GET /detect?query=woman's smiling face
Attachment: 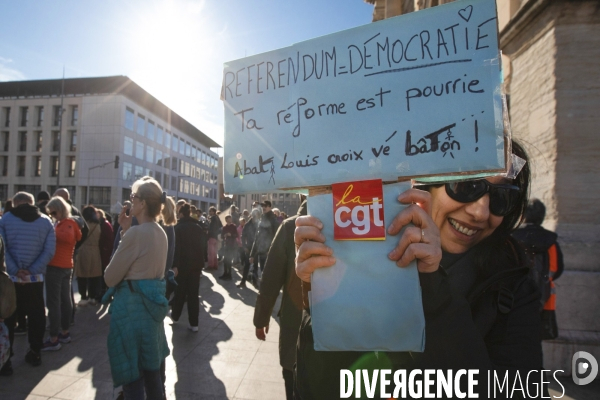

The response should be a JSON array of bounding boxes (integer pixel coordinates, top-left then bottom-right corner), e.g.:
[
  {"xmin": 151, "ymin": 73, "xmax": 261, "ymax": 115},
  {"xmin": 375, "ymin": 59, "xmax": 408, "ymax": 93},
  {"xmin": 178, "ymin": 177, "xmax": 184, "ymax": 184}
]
[{"xmin": 430, "ymin": 176, "xmax": 508, "ymax": 254}]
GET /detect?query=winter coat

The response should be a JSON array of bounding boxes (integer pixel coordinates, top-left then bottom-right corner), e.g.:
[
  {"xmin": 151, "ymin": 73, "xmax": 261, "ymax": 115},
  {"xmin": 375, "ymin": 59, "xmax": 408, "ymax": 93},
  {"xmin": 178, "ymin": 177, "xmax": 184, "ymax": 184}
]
[
  {"xmin": 242, "ymin": 220, "xmax": 257, "ymax": 252},
  {"xmin": 99, "ymin": 219, "xmax": 114, "ymax": 269},
  {"xmin": 0, "ymin": 204, "xmax": 56, "ymax": 277},
  {"xmin": 102, "ymin": 279, "xmax": 170, "ymax": 387},
  {"xmin": 250, "ymin": 210, "xmax": 279, "ymax": 257},
  {"xmin": 295, "ymin": 238, "xmax": 543, "ymax": 399},
  {"xmin": 162, "ymin": 223, "xmax": 176, "ymax": 275},
  {"xmin": 173, "ymin": 216, "xmax": 206, "ymax": 274},
  {"xmin": 208, "ymin": 214, "xmax": 223, "ymax": 240},
  {"xmin": 75, "ymin": 221, "xmax": 102, "ymax": 278},
  {"xmin": 254, "ymin": 201, "xmax": 306, "ymax": 371},
  {"xmin": 221, "ymin": 223, "xmax": 238, "ymax": 249},
  {"xmin": 49, "ymin": 218, "xmax": 82, "ymax": 268}
]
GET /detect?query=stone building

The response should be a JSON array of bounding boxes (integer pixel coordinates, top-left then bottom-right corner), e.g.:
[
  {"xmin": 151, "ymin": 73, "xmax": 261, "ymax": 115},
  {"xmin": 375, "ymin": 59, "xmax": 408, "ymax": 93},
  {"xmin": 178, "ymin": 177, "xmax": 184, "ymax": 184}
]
[
  {"xmin": 365, "ymin": 0, "xmax": 600, "ymax": 374},
  {"xmin": 0, "ymin": 76, "xmax": 220, "ymax": 212}
]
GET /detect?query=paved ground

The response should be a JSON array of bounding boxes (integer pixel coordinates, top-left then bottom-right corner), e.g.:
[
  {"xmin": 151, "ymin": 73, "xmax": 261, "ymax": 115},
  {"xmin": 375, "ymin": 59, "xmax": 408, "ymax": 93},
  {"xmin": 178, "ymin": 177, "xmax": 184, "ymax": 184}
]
[{"xmin": 0, "ymin": 263, "xmax": 599, "ymax": 399}]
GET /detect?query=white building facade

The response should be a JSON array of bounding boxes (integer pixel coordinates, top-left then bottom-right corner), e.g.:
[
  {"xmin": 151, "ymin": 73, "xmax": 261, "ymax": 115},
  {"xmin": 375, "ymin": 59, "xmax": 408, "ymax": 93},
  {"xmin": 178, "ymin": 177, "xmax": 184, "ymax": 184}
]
[{"xmin": 0, "ymin": 76, "xmax": 220, "ymax": 212}]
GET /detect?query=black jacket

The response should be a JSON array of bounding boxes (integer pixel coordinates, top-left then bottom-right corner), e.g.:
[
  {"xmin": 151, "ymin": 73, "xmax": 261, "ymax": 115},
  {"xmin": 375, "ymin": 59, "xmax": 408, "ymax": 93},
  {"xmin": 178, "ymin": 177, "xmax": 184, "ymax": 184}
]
[
  {"xmin": 207, "ymin": 214, "xmax": 222, "ymax": 240},
  {"xmin": 250, "ymin": 210, "xmax": 279, "ymax": 257},
  {"xmin": 295, "ymin": 239, "xmax": 543, "ymax": 399},
  {"xmin": 241, "ymin": 219, "xmax": 257, "ymax": 252},
  {"xmin": 173, "ymin": 216, "xmax": 207, "ymax": 274},
  {"xmin": 254, "ymin": 201, "xmax": 306, "ymax": 371},
  {"xmin": 512, "ymin": 224, "xmax": 564, "ymax": 281}
]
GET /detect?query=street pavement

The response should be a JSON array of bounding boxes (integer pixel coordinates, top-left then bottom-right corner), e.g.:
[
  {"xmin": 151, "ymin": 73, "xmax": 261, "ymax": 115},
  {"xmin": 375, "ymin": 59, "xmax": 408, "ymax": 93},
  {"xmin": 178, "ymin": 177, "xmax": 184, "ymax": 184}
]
[
  {"xmin": 0, "ymin": 265, "xmax": 286, "ymax": 400},
  {"xmin": 1, "ymin": 263, "xmax": 599, "ymax": 399}
]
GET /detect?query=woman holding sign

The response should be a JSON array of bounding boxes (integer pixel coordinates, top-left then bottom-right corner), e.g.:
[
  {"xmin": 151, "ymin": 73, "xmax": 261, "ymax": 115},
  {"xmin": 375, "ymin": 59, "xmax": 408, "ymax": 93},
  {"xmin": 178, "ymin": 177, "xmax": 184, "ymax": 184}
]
[{"xmin": 294, "ymin": 141, "xmax": 543, "ymax": 398}]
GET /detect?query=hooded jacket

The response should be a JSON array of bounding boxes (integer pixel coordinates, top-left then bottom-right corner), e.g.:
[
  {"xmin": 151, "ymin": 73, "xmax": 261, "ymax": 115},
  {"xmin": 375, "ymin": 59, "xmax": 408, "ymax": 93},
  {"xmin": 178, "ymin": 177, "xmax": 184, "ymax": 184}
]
[{"xmin": 0, "ymin": 204, "xmax": 56, "ymax": 277}]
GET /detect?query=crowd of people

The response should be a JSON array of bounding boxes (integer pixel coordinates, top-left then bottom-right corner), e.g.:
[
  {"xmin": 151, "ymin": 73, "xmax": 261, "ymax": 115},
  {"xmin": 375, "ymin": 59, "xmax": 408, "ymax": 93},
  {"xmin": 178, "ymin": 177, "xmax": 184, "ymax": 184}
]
[{"xmin": 0, "ymin": 139, "xmax": 566, "ymax": 399}]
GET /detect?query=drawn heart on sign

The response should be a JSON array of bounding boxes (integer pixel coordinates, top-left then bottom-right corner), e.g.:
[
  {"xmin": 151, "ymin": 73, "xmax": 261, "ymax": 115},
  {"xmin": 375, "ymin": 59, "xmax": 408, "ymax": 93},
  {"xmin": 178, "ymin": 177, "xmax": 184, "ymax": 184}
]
[{"xmin": 458, "ymin": 5, "xmax": 473, "ymax": 22}]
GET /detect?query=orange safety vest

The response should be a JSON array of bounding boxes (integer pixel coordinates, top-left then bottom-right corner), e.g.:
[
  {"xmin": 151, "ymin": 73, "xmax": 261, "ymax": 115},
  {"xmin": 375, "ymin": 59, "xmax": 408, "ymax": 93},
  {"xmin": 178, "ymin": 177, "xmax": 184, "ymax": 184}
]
[{"xmin": 543, "ymin": 244, "xmax": 558, "ymax": 311}]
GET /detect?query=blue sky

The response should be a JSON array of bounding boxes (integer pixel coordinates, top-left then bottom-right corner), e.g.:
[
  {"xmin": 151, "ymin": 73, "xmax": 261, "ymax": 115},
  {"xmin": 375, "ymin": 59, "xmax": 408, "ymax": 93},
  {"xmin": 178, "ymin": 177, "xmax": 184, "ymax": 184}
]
[{"xmin": 0, "ymin": 0, "xmax": 374, "ymax": 149}]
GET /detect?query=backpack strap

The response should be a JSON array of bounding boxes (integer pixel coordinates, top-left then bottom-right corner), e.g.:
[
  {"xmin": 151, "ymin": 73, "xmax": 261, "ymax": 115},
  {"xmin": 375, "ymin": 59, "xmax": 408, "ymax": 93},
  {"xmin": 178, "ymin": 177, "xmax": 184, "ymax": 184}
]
[{"xmin": 467, "ymin": 267, "xmax": 529, "ymax": 310}]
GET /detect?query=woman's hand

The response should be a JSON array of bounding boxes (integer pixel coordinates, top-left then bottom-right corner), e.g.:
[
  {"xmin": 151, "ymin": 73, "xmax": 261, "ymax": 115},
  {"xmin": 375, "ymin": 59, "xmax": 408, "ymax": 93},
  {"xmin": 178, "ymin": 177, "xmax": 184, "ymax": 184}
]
[
  {"xmin": 118, "ymin": 206, "xmax": 132, "ymax": 233},
  {"xmin": 387, "ymin": 188, "xmax": 441, "ymax": 273},
  {"xmin": 294, "ymin": 216, "xmax": 336, "ymax": 283}
]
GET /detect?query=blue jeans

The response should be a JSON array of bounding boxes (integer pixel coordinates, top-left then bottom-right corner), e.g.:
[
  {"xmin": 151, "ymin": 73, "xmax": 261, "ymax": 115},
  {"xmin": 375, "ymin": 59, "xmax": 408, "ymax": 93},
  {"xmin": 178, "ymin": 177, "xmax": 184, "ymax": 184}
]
[
  {"xmin": 122, "ymin": 366, "xmax": 164, "ymax": 400},
  {"xmin": 45, "ymin": 266, "xmax": 73, "ymax": 337}
]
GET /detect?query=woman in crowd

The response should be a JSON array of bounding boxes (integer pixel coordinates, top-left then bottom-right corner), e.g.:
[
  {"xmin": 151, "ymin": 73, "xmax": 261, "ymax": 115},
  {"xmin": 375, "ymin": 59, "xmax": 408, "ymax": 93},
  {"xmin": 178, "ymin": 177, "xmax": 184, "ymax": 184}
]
[
  {"xmin": 41, "ymin": 197, "xmax": 82, "ymax": 351},
  {"xmin": 237, "ymin": 208, "xmax": 261, "ymax": 289},
  {"xmin": 294, "ymin": 142, "xmax": 542, "ymax": 398},
  {"xmin": 75, "ymin": 206, "xmax": 103, "ymax": 306},
  {"xmin": 103, "ymin": 177, "xmax": 172, "ymax": 400},
  {"xmin": 159, "ymin": 195, "xmax": 177, "ymax": 301}
]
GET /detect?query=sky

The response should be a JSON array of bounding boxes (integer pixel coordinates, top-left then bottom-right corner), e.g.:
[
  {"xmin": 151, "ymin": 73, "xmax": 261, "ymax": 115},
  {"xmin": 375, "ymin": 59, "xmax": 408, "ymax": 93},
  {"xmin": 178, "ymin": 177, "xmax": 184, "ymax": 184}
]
[{"xmin": 0, "ymin": 0, "xmax": 374, "ymax": 150}]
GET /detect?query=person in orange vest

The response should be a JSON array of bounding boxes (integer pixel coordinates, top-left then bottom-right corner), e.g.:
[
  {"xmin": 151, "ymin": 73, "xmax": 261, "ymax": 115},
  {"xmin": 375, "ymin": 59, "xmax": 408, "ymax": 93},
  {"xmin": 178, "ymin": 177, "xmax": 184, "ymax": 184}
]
[{"xmin": 512, "ymin": 198, "xmax": 564, "ymax": 339}]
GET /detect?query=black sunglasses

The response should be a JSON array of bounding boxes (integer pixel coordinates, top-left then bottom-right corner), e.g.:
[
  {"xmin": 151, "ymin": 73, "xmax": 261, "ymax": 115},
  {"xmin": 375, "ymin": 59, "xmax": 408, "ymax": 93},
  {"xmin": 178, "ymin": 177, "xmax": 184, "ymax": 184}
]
[{"xmin": 445, "ymin": 179, "xmax": 521, "ymax": 216}]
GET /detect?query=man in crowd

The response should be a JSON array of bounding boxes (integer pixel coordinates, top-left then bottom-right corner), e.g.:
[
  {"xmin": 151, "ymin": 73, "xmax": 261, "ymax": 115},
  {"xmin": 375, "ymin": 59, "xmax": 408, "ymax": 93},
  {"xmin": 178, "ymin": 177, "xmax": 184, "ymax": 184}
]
[
  {"xmin": 171, "ymin": 203, "xmax": 207, "ymax": 332},
  {"xmin": 253, "ymin": 199, "xmax": 306, "ymax": 399},
  {"xmin": 230, "ymin": 205, "xmax": 240, "ymax": 226},
  {"xmin": 36, "ymin": 191, "xmax": 51, "ymax": 216},
  {"xmin": 219, "ymin": 215, "xmax": 238, "ymax": 281},
  {"xmin": 250, "ymin": 200, "xmax": 279, "ymax": 283},
  {"xmin": 206, "ymin": 207, "xmax": 222, "ymax": 270},
  {"xmin": 0, "ymin": 192, "xmax": 56, "ymax": 367}
]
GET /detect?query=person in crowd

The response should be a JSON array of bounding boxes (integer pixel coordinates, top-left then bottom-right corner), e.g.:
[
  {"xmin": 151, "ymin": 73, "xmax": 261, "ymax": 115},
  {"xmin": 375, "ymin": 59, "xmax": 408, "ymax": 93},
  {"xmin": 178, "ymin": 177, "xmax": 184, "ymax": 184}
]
[
  {"xmin": 238, "ymin": 208, "xmax": 261, "ymax": 289},
  {"xmin": 0, "ymin": 236, "xmax": 15, "ymax": 376},
  {"xmin": 0, "ymin": 192, "xmax": 55, "ymax": 367},
  {"xmin": 242, "ymin": 209, "xmax": 250, "ymax": 222},
  {"xmin": 294, "ymin": 142, "xmax": 542, "ymax": 398},
  {"xmin": 96, "ymin": 209, "xmax": 114, "ymax": 299},
  {"xmin": 176, "ymin": 199, "xmax": 186, "ymax": 215},
  {"xmin": 273, "ymin": 208, "xmax": 284, "ymax": 224},
  {"xmin": 512, "ymin": 198, "xmax": 564, "ymax": 340},
  {"xmin": 75, "ymin": 206, "xmax": 103, "ymax": 306},
  {"xmin": 230, "ymin": 205, "xmax": 240, "ymax": 226},
  {"xmin": 254, "ymin": 199, "xmax": 306, "ymax": 399},
  {"xmin": 190, "ymin": 205, "xmax": 199, "ymax": 221},
  {"xmin": 170, "ymin": 203, "xmax": 206, "ymax": 331},
  {"xmin": 159, "ymin": 196, "xmax": 177, "ymax": 301},
  {"xmin": 250, "ymin": 201, "xmax": 279, "ymax": 283},
  {"xmin": 219, "ymin": 215, "xmax": 238, "ymax": 280},
  {"xmin": 3, "ymin": 200, "xmax": 13, "ymax": 215},
  {"xmin": 41, "ymin": 196, "xmax": 82, "ymax": 351},
  {"xmin": 36, "ymin": 191, "xmax": 51, "ymax": 216},
  {"xmin": 207, "ymin": 207, "xmax": 223, "ymax": 270},
  {"xmin": 281, "ymin": 212, "xmax": 288, "ymax": 220},
  {"xmin": 103, "ymin": 177, "xmax": 171, "ymax": 399}
]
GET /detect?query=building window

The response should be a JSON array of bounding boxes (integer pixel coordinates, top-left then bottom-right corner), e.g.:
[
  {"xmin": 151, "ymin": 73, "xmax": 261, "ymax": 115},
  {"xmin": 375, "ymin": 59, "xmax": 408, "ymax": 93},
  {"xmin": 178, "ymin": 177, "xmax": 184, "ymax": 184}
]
[
  {"xmin": 67, "ymin": 156, "xmax": 76, "ymax": 177},
  {"xmin": 124, "ymin": 136, "xmax": 133, "ymax": 156},
  {"xmin": 163, "ymin": 157, "xmax": 170, "ymax": 170},
  {"xmin": 179, "ymin": 138, "xmax": 185, "ymax": 155},
  {"xmin": 50, "ymin": 156, "xmax": 59, "ymax": 177},
  {"xmin": 0, "ymin": 156, "xmax": 7, "ymax": 176},
  {"xmin": 2, "ymin": 107, "xmax": 10, "ymax": 128},
  {"xmin": 135, "ymin": 142, "xmax": 144, "ymax": 160},
  {"xmin": 53, "ymin": 106, "xmax": 62, "ymax": 126},
  {"xmin": 123, "ymin": 162, "xmax": 132, "ymax": 181},
  {"xmin": 35, "ymin": 131, "xmax": 43, "ymax": 152},
  {"xmin": 136, "ymin": 114, "xmax": 145, "ymax": 136},
  {"xmin": 1, "ymin": 131, "xmax": 8, "ymax": 152},
  {"xmin": 52, "ymin": 131, "xmax": 60, "ymax": 151},
  {"xmin": 163, "ymin": 173, "xmax": 169, "ymax": 189},
  {"xmin": 171, "ymin": 176, "xmax": 177, "ymax": 191},
  {"xmin": 155, "ymin": 171, "xmax": 162, "ymax": 184},
  {"xmin": 68, "ymin": 131, "xmax": 77, "ymax": 151},
  {"xmin": 156, "ymin": 126, "xmax": 163, "ymax": 145},
  {"xmin": 146, "ymin": 146, "xmax": 154, "ymax": 163},
  {"xmin": 155, "ymin": 150, "xmax": 163, "ymax": 166},
  {"xmin": 184, "ymin": 162, "xmax": 190, "ymax": 176},
  {"xmin": 165, "ymin": 131, "xmax": 171, "ymax": 149},
  {"xmin": 17, "ymin": 156, "xmax": 26, "ymax": 176},
  {"xmin": 18, "ymin": 131, "xmax": 27, "ymax": 152},
  {"xmin": 88, "ymin": 187, "xmax": 111, "ymax": 205},
  {"xmin": 125, "ymin": 107, "xmax": 134, "ymax": 131},
  {"xmin": 71, "ymin": 106, "xmax": 78, "ymax": 126},
  {"xmin": 185, "ymin": 142, "xmax": 191, "ymax": 158},
  {"xmin": 33, "ymin": 156, "xmax": 42, "ymax": 177},
  {"xmin": 201, "ymin": 151, "xmax": 206, "ymax": 165},
  {"xmin": 36, "ymin": 106, "xmax": 44, "ymax": 127},
  {"xmin": 19, "ymin": 107, "xmax": 28, "ymax": 127},
  {"xmin": 134, "ymin": 165, "xmax": 144, "ymax": 180},
  {"xmin": 147, "ymin": 121, "xmax": 155, "ymax": 141},
  {"xmin": 171, "ymin": 156, "xmax": 178, "ymax": 171},
  {"xmin": 172, "ymin": 134, "xmax": 179, "ymax": 152},
  {"xmin": 145, "ymin": 168, "xmax": 151, "ymax": 177}
]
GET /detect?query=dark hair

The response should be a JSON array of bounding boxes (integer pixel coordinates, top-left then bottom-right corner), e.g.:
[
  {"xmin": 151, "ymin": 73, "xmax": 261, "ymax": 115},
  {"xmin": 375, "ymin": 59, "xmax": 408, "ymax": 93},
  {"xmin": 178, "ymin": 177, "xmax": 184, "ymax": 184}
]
[
  {"xmin": 180, "ymin": 203, "xmax": 191, "ymax": 218},
  {"xmin": 524, "ymin": 198, "xmax": 545, "ymax": 225},
  {"xmin": 209, "ymin": 206, "xmax": 216, "ymax": 213},
  {"xmin": 82, "ymin": 205, "xmax": 99, "ymax": 223}
]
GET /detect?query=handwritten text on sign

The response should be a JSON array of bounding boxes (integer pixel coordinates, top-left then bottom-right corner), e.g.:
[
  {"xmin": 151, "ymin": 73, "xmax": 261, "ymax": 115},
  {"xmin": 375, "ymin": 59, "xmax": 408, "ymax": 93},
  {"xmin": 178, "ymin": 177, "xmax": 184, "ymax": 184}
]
[{"xmin": 222, "ymin": 0, "xmax": 504, "ymax": 194}]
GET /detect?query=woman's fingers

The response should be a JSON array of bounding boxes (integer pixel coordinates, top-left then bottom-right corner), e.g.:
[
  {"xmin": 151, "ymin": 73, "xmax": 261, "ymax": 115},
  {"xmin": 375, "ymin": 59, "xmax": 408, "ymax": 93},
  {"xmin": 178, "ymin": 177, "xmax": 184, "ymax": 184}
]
[
  {"xmin": 387, "ymin": 203, "xmax": 432, "ymax": 236},
  {"xmin": 395, "ymin": 243, "xmax": 442, "ymax": 273},
  {"xmin": 295, "ymin": 241, "xmax": 336, "ymax": 283},
  {"xmin": 295, "ymin": 215, "xmax": 326, "ymax": 245}
]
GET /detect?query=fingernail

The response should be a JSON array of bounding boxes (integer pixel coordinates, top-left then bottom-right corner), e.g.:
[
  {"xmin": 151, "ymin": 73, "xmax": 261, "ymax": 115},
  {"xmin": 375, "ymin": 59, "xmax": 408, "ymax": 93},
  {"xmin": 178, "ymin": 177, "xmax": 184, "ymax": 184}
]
[
  {"xmin": 388, "ymin": 250, "xmax": 397, "ymax": 259},
  {"xmin": 387, "ymin": 225, "xmax": 394, "ymax": 234},
  {"xmin": 328, "ymin": 257, "xmax": 336, "ymax": 263}
]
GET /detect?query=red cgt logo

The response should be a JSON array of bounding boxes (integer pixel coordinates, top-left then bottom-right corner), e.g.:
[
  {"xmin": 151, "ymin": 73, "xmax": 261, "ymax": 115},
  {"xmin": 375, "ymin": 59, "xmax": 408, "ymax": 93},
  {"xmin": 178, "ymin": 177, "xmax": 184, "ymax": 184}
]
[{"xmin": 332, "ymin": 179, "xmax": 385, "ymax": 241}]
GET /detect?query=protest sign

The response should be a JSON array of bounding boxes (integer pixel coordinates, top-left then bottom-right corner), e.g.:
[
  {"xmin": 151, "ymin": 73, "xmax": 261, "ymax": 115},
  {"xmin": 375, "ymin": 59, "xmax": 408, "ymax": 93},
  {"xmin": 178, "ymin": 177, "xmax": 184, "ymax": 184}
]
[{"xmin": 222, "ymin": 0, "xmax": 504, "ymax": 194}]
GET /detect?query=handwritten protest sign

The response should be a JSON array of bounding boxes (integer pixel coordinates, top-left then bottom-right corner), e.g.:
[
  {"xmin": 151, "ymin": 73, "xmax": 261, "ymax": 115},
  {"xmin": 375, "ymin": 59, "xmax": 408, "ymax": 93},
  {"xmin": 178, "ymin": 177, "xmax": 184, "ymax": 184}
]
[{"xmin": 222, "ymin": 0, "xmax": 503, "ymax": 194}]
